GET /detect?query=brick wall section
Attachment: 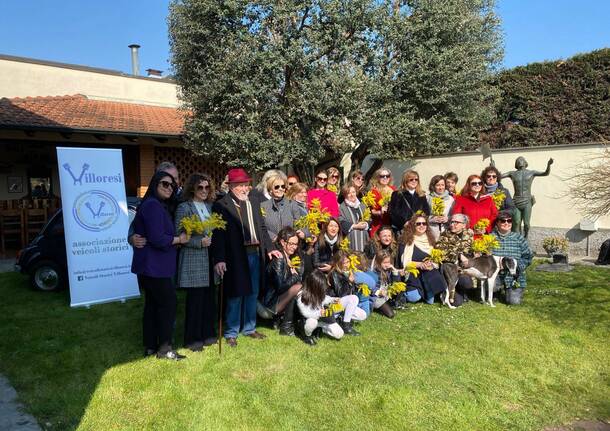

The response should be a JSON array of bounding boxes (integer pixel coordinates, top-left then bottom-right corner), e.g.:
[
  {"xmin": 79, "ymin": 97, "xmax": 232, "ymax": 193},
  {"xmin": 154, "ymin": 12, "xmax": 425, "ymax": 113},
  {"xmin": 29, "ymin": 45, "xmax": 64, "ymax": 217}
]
[
  {"xmin": 138, "ymin": 144, "xmax": 155, "ymax": 197},
  {"xmin": 154, "ymin": 147, "xmax": 226, "ymax": 190}
]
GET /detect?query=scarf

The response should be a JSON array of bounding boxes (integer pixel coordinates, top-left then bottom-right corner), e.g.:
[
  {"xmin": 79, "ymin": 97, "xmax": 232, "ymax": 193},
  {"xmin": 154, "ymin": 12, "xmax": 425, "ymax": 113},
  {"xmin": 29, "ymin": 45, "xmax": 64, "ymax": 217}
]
[
  {"xmin": 230, "ymin": 192, "xmax": 259, "ymax": 245},
  {"xmin": 401, "ymin": 234, "xmax": 434, "ymax": 266},
  {"xmin": 345, "ymin": 198, "xmax": 361, "ymax": 209},
  {"xmin": 324, "ymin": 234, "xmax": 338, "ymax": 245},
  {"xmin": 431, "ymin": 190, "xmax": 450, "ymax": 199},
  {"xmin": 485, "ymin": 183, "xmax": 499, "ymax": 194}
]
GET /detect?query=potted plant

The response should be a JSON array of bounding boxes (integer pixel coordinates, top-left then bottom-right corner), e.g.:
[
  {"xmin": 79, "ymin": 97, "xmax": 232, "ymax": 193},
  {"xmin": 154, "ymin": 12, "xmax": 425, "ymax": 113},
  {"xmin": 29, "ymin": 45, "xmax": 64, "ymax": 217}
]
[{"xmin": 542, "ymin": 236, "xmax": 569, "ymax": 264}]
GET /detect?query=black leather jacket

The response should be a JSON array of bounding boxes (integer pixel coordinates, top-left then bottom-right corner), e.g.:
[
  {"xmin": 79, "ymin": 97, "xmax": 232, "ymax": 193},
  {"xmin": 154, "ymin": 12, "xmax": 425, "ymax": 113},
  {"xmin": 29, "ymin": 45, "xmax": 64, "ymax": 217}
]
[{"xmin": 329, "ymin": 271, "xmax": 356, "ymax": 297}]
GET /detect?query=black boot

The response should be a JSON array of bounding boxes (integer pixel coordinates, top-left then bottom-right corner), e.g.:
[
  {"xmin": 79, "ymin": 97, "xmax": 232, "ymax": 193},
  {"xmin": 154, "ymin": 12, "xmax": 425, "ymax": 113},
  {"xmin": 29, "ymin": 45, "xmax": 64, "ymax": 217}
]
[
  {"xmin": 302, "ymin": 335, "xmax": 317, "ymax": 346},
  {"xmin": 341, "ymin": 321, "xmax": 361, "ymax": 336},
  {"xmin": 377, "ymin": 302, "xmax": 395, "ymax": 319},
  {"xmin": 279, "ymin": 298, "xmax": 296, "ymax": 336}
]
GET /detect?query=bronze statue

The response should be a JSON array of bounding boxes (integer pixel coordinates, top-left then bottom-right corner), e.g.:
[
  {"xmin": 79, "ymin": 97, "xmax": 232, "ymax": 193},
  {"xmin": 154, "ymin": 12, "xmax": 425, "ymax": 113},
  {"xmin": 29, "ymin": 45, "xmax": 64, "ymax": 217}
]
[{"xmin": 501, "ymin": 156, "xmax": 553, "ymax": 238}]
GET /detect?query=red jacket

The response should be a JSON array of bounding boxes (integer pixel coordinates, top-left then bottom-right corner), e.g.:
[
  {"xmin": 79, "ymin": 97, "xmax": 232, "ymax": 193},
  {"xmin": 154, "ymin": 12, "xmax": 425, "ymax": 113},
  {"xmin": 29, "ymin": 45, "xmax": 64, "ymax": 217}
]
[{"xmin": 452, "ymin": 194, "xmax": 497, "ymax": 233}]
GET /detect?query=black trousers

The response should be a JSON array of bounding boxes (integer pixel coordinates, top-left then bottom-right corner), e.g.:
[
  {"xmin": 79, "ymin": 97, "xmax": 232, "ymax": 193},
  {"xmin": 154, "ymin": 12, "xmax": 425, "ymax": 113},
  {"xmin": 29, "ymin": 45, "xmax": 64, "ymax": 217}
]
[
  {"xmin": 138, "ymin": 275, "xmax": 176, "ymax": 354},
  {"xmin": 184, "ymin": 286, "xmax": 216, "ymax": 346}
]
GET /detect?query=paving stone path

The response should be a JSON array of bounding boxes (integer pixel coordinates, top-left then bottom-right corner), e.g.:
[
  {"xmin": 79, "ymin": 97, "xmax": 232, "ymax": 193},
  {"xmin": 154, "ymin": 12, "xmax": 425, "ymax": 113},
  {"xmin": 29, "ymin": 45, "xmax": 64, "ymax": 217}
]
[{"xmin": 0, "ymin": 375, "xmax": 41, "ymax": 431}]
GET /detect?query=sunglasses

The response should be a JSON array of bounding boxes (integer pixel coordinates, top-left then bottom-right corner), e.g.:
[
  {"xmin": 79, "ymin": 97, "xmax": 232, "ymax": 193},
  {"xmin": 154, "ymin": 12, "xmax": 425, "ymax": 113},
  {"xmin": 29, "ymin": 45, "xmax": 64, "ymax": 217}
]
[
  {"xmin": 450, "ymin": 220, "xmax": 463, "ymax": 225},
  {"xmin": 353, "ymin": 176, "xmax": 364, "ymax": 181},
  {"xmin": 316, "ymin": 177, "xmax": 328, "ymax": 182},
  {"xmin": 379, "ymin": 174, "xmax": 391, "ymax": 179},
  {"xmin": 470, "ymin": 181, "xmax": 483, "ymax": 186},
  {"xmin": 408, "ymin": 178, "xmax": 419, "ymax": 182},
  {"xmin": 287, "ymin": 182, "xmax": 297, "ymax": 186},
  {"xmin": 498, "ymin": 218, "xmax": 513, "ymax": 223},
  {"xmin": 415, "ymin": 222, "xmax": 427, "ymax": 226},
  {"xmin": 160, "ymin": 180, "xmax": 176, "ymax": 190},
  {"xmin": 197, "ymin": 184, "xmax": 210, "ymax": 191},
  {"xmin": 273, "ymin": 184, "xmax": 286, "ymax": 190},
  {"xmin": 330, "ymin": 174, "xmax": 339, "ymax": 179},
  {"xmin": 486, "ymin": 174, "xmax": 497, "ymax": 179}
]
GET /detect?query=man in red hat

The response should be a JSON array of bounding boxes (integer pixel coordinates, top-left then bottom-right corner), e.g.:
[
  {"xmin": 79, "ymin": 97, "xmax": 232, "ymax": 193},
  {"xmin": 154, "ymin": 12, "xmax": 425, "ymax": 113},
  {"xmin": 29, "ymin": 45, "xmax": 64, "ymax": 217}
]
[{"xmin": 211, "ymin": 168, "xmax": 281, "ymax": 347}]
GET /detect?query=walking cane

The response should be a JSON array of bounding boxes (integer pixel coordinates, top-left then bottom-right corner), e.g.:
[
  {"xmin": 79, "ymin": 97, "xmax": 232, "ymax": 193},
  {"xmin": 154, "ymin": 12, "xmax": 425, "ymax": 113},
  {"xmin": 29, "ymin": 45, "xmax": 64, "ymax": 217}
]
[{"xmin": 218, "ymin": 274, "xmax": 224, "ymax": 355}]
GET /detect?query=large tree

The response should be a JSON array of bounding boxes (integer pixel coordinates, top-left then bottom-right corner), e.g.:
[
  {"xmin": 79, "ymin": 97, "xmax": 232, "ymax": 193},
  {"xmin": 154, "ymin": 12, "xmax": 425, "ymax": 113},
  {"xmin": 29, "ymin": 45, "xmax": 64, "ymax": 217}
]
[{"xmin": 169, "ymin": 0, "xmax": 503, "ymax": 177}]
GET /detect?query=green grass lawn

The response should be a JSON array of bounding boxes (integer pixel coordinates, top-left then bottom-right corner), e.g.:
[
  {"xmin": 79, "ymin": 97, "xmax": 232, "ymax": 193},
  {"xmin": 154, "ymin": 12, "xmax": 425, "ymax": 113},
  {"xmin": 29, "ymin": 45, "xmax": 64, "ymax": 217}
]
[{"xmin": 0, "ymin": 263, "xmax": 608, "ymax": 431}]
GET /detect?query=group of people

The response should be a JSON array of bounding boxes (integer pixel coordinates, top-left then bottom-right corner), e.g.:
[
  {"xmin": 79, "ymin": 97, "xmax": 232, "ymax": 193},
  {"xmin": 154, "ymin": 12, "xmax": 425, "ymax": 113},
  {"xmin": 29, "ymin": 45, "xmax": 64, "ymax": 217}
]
[{"xmin": 130, "ymin": 162, "xmax": 533, "ymax": 360}]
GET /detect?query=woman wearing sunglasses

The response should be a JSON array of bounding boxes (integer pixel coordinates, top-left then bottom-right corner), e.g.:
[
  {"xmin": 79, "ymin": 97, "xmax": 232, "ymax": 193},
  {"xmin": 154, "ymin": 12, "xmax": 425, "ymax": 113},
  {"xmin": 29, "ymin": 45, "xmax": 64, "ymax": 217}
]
[
  {"xmin": 398, "ymin": 213, "xmax": 447, "ymax": 304},
  {"xmin": 452, "ymin": 174, "xmax": 497, "ymax": 235},
  {"xmin": 261, "ymin": 174, "xmax": 303, "ymax": 242},
  {"xmin": 306, "ymin": 168, "xmax": 339, "ymax": 217},
  {"xmin": 174, "ymin": 173, "xmax": 217, "ymax": 352},
  {"xmin": 369, "ymin": 168, "xmax": 396, "ymax": 238},
  {"xmin": 388, "ymin": 169, "xmax": 430, "ymax": 233},
  {"xmin": 132, "ymin": 171, "xmax": 189, "ymax": 360},
  {"xmin": 481, "ymin": 166, "xmax": 515, "ymax": 214},
  {"xmin": 491, "ymin": 210, "xmax": 533, "ymax": 302}
]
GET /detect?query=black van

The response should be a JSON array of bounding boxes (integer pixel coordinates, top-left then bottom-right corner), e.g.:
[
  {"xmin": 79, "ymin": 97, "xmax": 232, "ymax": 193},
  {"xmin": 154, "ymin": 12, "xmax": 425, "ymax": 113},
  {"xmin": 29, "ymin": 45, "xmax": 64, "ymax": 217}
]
[{"xmin": 15, "ymin": 199, "xmax": 139, "ymax": 291}]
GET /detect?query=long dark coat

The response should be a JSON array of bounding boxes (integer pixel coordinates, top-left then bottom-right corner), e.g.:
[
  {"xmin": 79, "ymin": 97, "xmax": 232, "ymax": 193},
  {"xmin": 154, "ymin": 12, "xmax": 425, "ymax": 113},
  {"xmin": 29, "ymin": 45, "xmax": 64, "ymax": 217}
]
[
  {"xmin": 389, "ymin": 190, "xmax": 430, "ymax": 232},
  {"xmin": 211, "ymin": 193, "xmax": 273, "ymax": 298}
]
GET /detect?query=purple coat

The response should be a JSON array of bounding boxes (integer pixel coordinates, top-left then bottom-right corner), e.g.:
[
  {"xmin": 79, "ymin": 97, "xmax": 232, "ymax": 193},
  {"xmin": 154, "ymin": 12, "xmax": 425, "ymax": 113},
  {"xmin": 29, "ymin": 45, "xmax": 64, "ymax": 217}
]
[{"xmin": 131, "ymin": 197, "xmax": 176, "ymax": 278}]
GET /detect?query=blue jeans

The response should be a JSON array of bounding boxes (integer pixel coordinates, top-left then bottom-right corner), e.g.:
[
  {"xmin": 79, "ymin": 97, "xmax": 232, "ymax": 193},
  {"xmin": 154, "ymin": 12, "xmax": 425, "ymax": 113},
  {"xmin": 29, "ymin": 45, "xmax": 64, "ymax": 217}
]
[
  {"xmin": 224, "ymin": 250, "xmax": 260, "ymax": 338},
  {"xmin": 405, "ymin": 289, "xmax": 422, "ymax": 303},
  {"xmin": 354, "ymin": 271, "xmax": 375, "ymax": 316}
]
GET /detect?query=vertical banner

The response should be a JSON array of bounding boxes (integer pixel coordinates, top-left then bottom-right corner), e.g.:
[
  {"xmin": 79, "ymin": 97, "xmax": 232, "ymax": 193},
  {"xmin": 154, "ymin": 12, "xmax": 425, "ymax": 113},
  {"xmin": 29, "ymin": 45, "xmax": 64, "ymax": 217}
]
[{"xmin": 57, "ymin": 147, "xmax": 139, "ymax": 307}]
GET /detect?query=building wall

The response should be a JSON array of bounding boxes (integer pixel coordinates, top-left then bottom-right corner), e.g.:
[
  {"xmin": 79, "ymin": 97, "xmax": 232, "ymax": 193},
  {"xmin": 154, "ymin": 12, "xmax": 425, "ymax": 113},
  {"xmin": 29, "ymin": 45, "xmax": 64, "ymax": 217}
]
[
  {"xmin": 364, "ymin": 143, "xmax": 609, "ymax": 256},
  {"xmin": 0, "ymin": 56, "xmax": 179, "ymax": 107}
]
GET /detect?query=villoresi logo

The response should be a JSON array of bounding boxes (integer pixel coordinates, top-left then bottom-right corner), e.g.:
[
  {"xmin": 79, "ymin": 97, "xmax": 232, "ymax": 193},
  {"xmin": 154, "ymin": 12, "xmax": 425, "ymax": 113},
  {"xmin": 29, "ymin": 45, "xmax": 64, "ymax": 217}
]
[
  {"xmin": 63, "ymin": 163, "xmax": 121, "ymax": 232},
  {"xmin": 62, "ymin": 163, "xmax": 123, "ymax": 185},
  {"xmin": 72, "ymin": 190, "xmax": 120, "ymax": 232}
]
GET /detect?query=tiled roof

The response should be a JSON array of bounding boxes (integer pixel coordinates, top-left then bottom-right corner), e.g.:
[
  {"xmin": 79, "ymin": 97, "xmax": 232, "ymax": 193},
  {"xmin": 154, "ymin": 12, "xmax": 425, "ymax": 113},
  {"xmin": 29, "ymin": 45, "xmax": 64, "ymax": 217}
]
[{"xmin": 0, "ymin": 94, "xmax": 184, "ymax": 136}]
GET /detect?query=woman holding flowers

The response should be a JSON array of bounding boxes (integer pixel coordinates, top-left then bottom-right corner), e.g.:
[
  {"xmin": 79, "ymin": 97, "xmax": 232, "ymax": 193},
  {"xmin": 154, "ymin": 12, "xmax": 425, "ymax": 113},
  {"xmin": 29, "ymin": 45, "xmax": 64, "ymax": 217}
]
[
  {"xmin": 313, "ymin": 218, "xmax": 343, "ymax": 272},
  {"xmin": 481, "ymin": 166, "xmax": 515, "ymax": 215},
  {"xmin": 307, "ymin": 169, "xmax": 339, "ymax": 217},
  {"xmin": 326, "ymin": 166, "xmax": 341, "ymax": 196},
  {"xmin": 427, "ymin": 175, "xmax": 455, "ymax": 240},
  {"xmin": 328, "ymin": 251, "xmax": 368, "ymax": 335},
  {"xmin": 370, "ymin": 250, "xmax": 399, "ymax": 318},
  {"xmin": 369, "ymin": 168, "xmax": 396, "ymax": 237},
  {"xmin": 297, "ymin": 270, "xmax": 354, "ymax": 345},
  {"xmin": 286, "ymin": 182, "xmax": 317, "ymax": 273},
  {"xmin": 263, "ymin": 227, "xmax": 304, "ymax": 336},
  {"xmin": 339, "ymin": 183, "xmax": 370, "ymax": 252},
  {"xmin": 174, "ymin": 173, "xmax": 218, "ymax": 352},
  {"xmin": 132, "ymin": 171, "xmax": 189, "ymax": 360},
  {"xmin": 398, "ymin": 213, "xmax": 447, "ymax": 304},
  {"xmin": 261, "ymin": 173, "xmax": 303, "ymax": 242},
  {"xmin": 389, "ymin": 169, "xmax": 430, "ymax": 234},
  {"xmin": 451, "ymin": 174, "xmax": 497, "ymax": 235}
]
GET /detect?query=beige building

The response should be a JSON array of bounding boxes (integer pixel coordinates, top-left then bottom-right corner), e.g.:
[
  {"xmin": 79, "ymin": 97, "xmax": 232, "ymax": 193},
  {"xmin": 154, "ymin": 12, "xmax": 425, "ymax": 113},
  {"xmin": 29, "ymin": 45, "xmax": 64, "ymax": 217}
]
[{"xmin": 0, "ymin": 54, "xmax": 223, "ymax": 256}]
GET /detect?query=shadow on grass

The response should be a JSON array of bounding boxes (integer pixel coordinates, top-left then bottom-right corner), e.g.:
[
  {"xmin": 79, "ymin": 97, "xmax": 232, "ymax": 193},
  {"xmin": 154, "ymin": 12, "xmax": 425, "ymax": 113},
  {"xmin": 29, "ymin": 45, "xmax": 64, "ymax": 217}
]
[
  {"xmin": 0, "ymin": 272, "xmax": 191, "ymax": 430},
  {"xmin": 520, "ymin": 264, "xmax": 610, "ymax": 335}
]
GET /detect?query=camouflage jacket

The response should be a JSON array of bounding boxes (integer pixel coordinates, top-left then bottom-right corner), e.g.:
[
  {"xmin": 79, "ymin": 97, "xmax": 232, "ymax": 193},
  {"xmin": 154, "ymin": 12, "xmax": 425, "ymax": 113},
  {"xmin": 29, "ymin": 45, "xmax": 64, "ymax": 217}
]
[{"xmin": 436, "ymin": 229, "xmax": 474, "ymax": 263}]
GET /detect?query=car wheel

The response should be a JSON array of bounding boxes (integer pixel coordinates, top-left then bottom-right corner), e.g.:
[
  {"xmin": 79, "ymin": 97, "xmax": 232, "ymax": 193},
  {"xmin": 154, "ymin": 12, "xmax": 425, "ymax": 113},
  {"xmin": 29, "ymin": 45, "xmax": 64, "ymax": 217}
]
[{"xmin": 30, "ymin": 260, "xmax": 64, "ymax": 292}]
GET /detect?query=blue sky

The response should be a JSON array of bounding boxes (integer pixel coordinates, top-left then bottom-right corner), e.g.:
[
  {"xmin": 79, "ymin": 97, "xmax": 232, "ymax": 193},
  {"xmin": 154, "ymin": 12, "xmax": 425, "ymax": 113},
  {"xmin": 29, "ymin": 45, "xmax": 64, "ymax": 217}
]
[{"xmin": 0, "ymin": 0, "xmax": 608, "ymax": 75}]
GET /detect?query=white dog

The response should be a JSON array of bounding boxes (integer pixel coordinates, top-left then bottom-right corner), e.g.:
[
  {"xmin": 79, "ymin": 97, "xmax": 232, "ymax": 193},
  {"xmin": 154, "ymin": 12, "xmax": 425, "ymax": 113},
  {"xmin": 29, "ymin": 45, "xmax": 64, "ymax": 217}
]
[{"xmin": 459, "ymin": 255, "xmax": 518, "ymax": 307}]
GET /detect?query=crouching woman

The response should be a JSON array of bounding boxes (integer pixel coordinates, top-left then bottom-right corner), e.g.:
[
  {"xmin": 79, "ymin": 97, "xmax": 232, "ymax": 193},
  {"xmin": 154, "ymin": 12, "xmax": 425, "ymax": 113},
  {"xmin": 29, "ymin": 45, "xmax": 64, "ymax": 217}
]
[
  {"xmin": 262, "ymin": 227, "xmax": 303, "ymax": 336},
  {"xmin": 297, "ymin": 270, "xmax": 360, "ymax": 345}
]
